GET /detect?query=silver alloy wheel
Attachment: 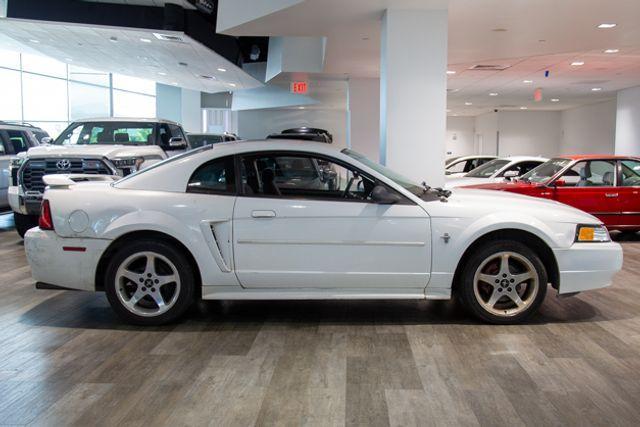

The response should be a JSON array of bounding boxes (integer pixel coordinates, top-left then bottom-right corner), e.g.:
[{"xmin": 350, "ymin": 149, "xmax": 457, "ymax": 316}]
[
  {"xmin": 472, "ymin": 251, "xmax": 539, "ymax": 317},
  {"xmin": 115, "ymin": 251, "xmax": 181, "ymax": 317}
]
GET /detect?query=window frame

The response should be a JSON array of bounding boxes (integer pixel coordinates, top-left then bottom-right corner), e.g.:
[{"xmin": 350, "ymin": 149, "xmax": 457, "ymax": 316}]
[
  {"xmin": 553, "ymin": 159, "xmax": 617, "ymax": 188},
  {"xmin": 185, "ymin": 154, "xmax": 238, "ymax": 196},
  {"xmin": 236, "ymin": 150, "xmax": 414, "ymax": 205},
  {"xmin": 618, "ymin": 159, "xmax": 640, "ymax": 188}
]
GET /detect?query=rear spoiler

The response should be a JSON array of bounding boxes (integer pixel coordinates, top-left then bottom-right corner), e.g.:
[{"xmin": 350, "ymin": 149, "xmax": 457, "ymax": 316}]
[{"xmin": 43, "ymin": 174, "xmax": 120, "ymax": 189}]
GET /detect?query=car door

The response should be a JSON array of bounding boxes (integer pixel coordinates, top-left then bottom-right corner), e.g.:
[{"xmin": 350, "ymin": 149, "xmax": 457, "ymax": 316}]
[
  {"xmin": 551, "ymin": 160, "xmax": 619, "ymax": 227},
  {"xmin": 616, "ymin": 159, "xmax": 640, "ymax": 229},
  {"xmin": 232, "ymin": 151, "xmax": 431, "ymax": 289}
]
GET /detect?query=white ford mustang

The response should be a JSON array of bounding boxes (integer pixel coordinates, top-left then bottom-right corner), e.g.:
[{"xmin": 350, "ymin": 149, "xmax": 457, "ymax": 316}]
[{"xmin": 24, "ymin": 141, "xmax": 622, "ymax": 325}]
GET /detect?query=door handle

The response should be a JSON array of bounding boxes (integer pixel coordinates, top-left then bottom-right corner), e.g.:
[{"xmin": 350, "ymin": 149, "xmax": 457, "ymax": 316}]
[
  {"xmin": 252, "ymin": 210, "xmax": 276, "ymax": 218},
  {"xmin": 605, "ymin": 193, "xmax": 618, "ymax": 198}
]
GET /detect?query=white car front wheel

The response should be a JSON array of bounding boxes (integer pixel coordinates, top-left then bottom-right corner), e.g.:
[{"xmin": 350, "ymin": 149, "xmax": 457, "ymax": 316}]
[
  {"xmin": 105, "ymin": 240, "xmax": 195, "ymax": 325},
  {"xmin": 458, "ymin": 240, "xmax": 548, "ymax": 324}
]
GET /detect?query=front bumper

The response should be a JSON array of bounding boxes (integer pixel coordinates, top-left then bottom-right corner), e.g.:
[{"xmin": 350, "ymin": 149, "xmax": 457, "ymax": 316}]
[
  {"xmin": 25, "ymin": 228, "xmax": 112, "ymax": 291},
  {"xmin": 8, "ymin": 185, "xmax": 41, "ymax": 215},
  {"xmin": 553, "ymin": 241, "xmax": 623, "ymax": 294}
]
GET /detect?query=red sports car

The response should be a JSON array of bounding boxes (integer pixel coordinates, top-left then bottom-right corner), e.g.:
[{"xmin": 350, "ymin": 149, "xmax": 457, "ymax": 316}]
[{"xmin": 464, "ymin": 155, "xmax": 640, "ymax": 232}]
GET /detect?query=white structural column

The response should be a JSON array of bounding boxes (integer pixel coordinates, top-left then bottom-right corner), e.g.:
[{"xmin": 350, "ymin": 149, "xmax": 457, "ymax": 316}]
[
  {"xmin": 615, "ymin": 86, "xmax": 640, "ymax": 156},
  {"xmin": 380, "ymin": 8, "xmax": 448, "ymax": 186},
  {"xmin": 348, "ymin": 78, "xmax": 380, "ymax": 162}
]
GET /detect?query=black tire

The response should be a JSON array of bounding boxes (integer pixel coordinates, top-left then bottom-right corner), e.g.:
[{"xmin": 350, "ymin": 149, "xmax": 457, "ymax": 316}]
[
  {"xmin": 104, "ymin": 239, "xmax": 195, "ymax": 325},
  {"xmin": 14, "ymin": 213, "xmax": 39, "ymax": 239},
  {"xmin": 457, "ymin": 240, "xmax": 548, "ymax": 324}
]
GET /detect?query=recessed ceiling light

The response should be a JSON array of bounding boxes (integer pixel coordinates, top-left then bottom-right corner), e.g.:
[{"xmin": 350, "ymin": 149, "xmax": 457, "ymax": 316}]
[
  {"xmin": 140, "ymin": 38, "xmax": 152, "ymax": 43},
  {"xmin": 489, "ymin": 92, "xmax": 498, "ymax": 96},
  {"xmin": 29, "ymin": 39, "xmax": 40, "ymax": 43},
  {"xmin": 298, "ymin": 106, "xmax": 305, "ymax": 109},
  {"xmin": 158, "ymin": 72, "xmax": 167, "ymax": 76},
  {"xmin": 464, "ymin": 102, "xmax": 473, "ymax": 106},
  {"xmin": 453, "ymin": 114, "xmax": 458, "ymax": 116},
  {"xmin": 551, "ymin": 98, "xmax": 560, "ymax": 102},
  {"xmin": 229, "ymin": 83, "xmax": 236, "ymax": 87},
  {"xmin": 171, "ymin": 82, "xmax": 178, "ymax": 86},
  {"xmin": 591, "ymin": 87, "xmax": 602, "ymax": 91},
  {"xmin": 446, "ymin": 70, "xmax": 456, "ymax": 75},
  {"xmin": 604, "ymin": 49, "xmax": 619, "ymax": 53},
  {"xmin": 571, "ymin": 61, "xmax": 585, "ymax": 66},
  {"xmin": 520, "ymin": 106, "xmax": 528, "ymax": 110},
  {"xmin": 597, "ymin": 23, "xmax": 617, "ymax": 29},
  {"xmin": 217, "ymin": 67, "xmax": 227, "ymax": 72},
  {"xmin": 523, "ymin": 80, "xmax": 533, "ymax": 84}
]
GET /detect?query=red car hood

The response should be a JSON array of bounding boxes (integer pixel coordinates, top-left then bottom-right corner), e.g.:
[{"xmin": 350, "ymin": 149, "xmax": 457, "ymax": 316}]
[{"xmin": 462, "ymin": 180, "xmax": 544, "ymax": 191}]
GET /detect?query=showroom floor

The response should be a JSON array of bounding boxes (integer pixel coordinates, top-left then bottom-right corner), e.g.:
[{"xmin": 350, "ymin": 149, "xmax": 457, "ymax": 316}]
[{"xmin": 0, "ymin": 215, "xmax": 639, "ymax": 426}]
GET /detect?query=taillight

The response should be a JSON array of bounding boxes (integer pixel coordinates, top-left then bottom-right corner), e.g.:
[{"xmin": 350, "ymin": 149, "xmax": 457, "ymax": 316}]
[{"xmin": 39, "ymin": 200, "xmax": 54, "ymax": 230}]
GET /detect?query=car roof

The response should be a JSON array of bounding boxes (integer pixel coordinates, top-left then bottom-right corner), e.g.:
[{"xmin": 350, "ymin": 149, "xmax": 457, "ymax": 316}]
[
  {"xmin": 71, "ymin": 117, "xmax": 181, "ymax": 126},
  {"xmin": 450, "ymin": 155, "xmax": 497, "ymax": 161},
  {"xmin": 0, "ymin": 121, "xmax": 45, "ymax": 131},
  {"xmin": 501, "ymin": 156, "xmax": 548, "ymax": 162},
  {"xmin": 557, "ymin": 154, "xmax": 640, "ymax": 161}
]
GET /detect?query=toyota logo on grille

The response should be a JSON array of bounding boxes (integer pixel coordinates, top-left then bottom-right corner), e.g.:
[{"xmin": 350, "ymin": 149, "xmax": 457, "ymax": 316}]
[{"xmin": 56, "ymin": 159, "xmax": 71, "ymax": 170}]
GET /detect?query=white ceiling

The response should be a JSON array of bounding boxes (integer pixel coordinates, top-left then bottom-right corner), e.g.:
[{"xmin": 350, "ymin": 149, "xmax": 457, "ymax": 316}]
[
  {"xmin": 218, "ymin": 0, "xmax": 640, "ymax": 115},
  {"xmin": 0, "ymin": 18, "xmax": 262, "ymax": 93}
]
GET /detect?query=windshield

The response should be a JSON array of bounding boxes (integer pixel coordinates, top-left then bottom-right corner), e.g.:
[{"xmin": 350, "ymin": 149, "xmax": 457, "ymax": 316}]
[
  {"xmin": 466, "ymin": 159, "xmax": 509, "ymax": 178},
  {"xmin": 342, "ymin": 148, "xmax": 424, "ymax": 196},
  {"xmin": 54, "ymin": 121, "xmax": 156, "ymax": 145},
  {"xmin": 188, "ymin": 134, "xmax": 224, "ymax": 148},
  {"xmin": 519, "ymin": 158, "xmax": 571, "ymax": 183}
]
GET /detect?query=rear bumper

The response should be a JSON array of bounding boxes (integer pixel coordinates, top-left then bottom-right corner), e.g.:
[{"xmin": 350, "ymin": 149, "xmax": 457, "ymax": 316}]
[
  {"xmin": 553, "ymin": 241, "xmax": 623, "ymax": 294},
  {"xmin": 24, "ymin": 228, "xmax": 111, "ymax": 291}
]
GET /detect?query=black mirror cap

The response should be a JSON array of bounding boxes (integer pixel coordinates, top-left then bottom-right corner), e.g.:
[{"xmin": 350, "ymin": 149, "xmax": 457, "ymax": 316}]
[{"xmin": 371, "ymin": 185, "xmax": 401, "ymax": 204}]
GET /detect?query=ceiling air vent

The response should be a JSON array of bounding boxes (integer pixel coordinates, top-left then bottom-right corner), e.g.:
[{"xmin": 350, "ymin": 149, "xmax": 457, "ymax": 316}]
[
  {"xmin": 468, "ymin": 64, "xmax": 511, "ymax": 71},
  {"xmin": 153, "ymin": 33, "xmax": 185, "ymax": 43}
]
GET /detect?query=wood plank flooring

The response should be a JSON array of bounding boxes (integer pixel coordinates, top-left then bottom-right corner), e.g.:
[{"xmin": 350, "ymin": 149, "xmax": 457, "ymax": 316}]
[{"xmin": 0, "ymin": 213, "xmax": 639, "ymax": 426}]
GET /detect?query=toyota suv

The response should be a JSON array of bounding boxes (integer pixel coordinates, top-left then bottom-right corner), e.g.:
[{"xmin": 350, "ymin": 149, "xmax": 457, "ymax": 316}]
[{"xmin": 9, "ymin": 117, "xmax": 189, "ymax": 237}]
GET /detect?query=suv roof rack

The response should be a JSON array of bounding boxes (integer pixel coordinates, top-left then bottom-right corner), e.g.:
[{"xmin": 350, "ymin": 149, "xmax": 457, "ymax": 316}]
[{"xmin": 0, "ymin": 121, "xmax": 38, "ymax": 128}]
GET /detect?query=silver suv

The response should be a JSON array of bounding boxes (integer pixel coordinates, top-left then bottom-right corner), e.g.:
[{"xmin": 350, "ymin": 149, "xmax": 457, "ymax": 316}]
[
  {"xmin": 9, "ymin": 117, "xmax": 189, "ymax": 237},
  {"xmin": 0, "ymin": 122, "xmax": 48, "ymax": 211}
]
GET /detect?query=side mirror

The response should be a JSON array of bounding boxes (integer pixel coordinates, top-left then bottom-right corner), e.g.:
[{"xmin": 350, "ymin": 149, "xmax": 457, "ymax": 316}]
[
  {"xmin": 503, "ymin": 170, "xmax": 519, "ymax": 179},
  {"xmin": 41, "ymin": 137, "xmax": 53, "ymax": 144},
  {"xmin": 168, "ymin": 136, "xmax": 187, "ymax": 149},
  {"xmin": 371, "ymin": 185, "xmax": 402, "ymax": 205},
  {"xmin": 553, "ymin": 179, "xmax": 566, "ymax": 187}
]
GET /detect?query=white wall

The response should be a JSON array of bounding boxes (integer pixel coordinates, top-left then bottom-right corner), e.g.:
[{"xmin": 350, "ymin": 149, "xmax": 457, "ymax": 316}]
[
  {"xmin": 237, "ymin": 108, "xmax": 348, "ymax": 149},
  {"xmin": 615, "ymin": 86, "xmax": 640, "ymax": 156},
  {"xmin": 475, "ymin": 112, "xmax": 498, "ymax": 155},
  {"xmin": 446, "ymin": 116, "xmax": 475, "ymax": 158},
  {"xmin": 180, "ymin": 88, "xmax": 202, "ymax": 133},
  {"xmin": 348, "ymin": 78, "xmax": 380, "ymax": 162},
  {"xmin": 560, "ymin": 100, "xmax": 616, "ymax": 154},
  {"xmin": 497, "ymin": 111, "xmax": 561, "ymax": 157}
]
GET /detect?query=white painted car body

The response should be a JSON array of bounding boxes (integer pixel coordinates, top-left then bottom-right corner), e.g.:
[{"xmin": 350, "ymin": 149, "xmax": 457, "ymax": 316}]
[
  {"xmin": 445, "ymin": 156, "xmax": 548, "ymax": 188},
  {"xmin": 25, "ymin": 141, "xmax": 621, "ymax": 303}
]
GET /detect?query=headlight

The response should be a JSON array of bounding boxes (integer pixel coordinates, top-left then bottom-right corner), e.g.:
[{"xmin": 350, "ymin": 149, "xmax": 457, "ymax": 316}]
[
  {"xmin": 575, "ymin": 224, "xmax": 610, "ymax": 242},
  {"xmin": 10, "ymin": 157, "xmax": 25, "ymax": 169}
]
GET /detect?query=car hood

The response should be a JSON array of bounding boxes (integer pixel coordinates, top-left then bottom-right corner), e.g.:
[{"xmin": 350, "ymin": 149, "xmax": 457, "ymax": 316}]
[
  {"xmin": 25, "ymin": 144, "xmax": 165, "ymax": 159},
  {"xmin": 462, "ymin": 180, "xmax": 543, "ymax": 191},
  {"xmin": 425, "ymin": 188, "xmax": 598, "ymax": 224},
  {"xmin": 445, "ymin": 176, "xmax": 505, "ymax": 189}
]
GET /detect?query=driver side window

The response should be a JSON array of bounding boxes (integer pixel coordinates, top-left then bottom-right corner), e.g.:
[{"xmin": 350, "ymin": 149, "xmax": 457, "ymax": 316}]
[
  {"xmin": 559, "ymin": 160, "xmax": 616, "ymax": 187},
  {"xmin": 239, "ymin": 153, "xmax": 377, "ymax": 201}
]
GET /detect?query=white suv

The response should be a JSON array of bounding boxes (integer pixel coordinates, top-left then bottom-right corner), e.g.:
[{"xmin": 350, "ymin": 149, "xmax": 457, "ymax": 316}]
[
  {"xmin": 0, "ymin": 122, "xmax": 48, "ymax": 210},
  {"xmin": 9, "ymin": 117, "xmax": 189, "ymax": 237}
]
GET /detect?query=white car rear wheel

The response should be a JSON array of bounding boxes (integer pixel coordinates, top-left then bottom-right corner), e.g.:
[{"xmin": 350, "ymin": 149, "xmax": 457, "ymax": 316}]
[{"xmin": 105, "ymin": 240, "xmax": 195, "ymax": 325}]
